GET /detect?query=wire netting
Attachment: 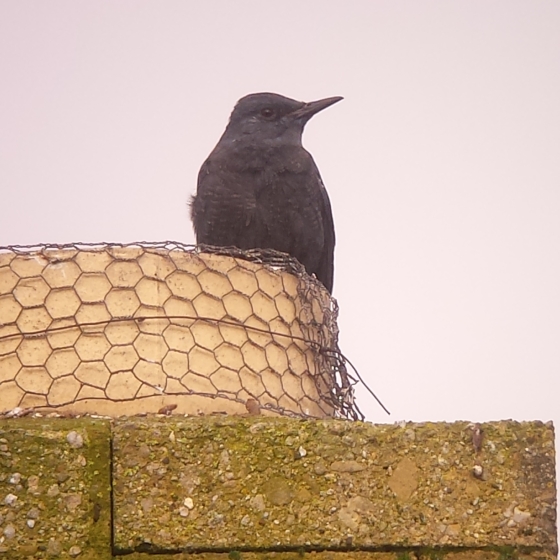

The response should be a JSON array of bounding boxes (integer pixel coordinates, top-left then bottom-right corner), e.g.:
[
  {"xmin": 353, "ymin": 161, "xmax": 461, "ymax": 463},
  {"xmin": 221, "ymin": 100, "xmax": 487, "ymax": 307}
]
[{"xmin": 0, "ymin": 242, "xmax": 366, "ymax": 420}]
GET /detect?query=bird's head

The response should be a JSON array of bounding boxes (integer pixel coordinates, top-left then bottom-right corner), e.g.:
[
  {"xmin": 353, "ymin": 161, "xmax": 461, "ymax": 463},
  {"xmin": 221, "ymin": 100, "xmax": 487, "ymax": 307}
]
[{"xmin": 221, "ymin": 92, "xmax": 343, "ymax": 147}]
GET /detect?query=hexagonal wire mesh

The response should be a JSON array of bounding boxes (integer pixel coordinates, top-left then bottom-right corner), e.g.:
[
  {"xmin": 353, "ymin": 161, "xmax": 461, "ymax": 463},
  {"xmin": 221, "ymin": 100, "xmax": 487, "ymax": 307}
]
[{"xmin": 0, "ymin": 242, "xmax": 376, "ymax": 420}]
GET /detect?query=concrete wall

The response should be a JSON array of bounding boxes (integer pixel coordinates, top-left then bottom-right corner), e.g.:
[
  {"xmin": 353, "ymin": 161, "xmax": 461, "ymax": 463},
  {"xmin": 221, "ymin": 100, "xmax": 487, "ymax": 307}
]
[{"xmin": 0, "ymin": 417, "xmax": 556, "ymax": 559}]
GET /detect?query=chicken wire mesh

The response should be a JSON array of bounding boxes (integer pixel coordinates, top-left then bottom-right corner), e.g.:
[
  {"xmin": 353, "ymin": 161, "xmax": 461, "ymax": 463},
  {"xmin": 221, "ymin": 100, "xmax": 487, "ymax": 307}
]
[{"xmin": 0, "ymin": 242, "xmax": 365, "ymax": 420}]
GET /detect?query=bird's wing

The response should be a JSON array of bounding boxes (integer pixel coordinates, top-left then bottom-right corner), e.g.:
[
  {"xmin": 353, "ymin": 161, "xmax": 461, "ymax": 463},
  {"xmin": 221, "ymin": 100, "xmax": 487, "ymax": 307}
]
[{"xmin": 314, "ymin": 170, "xmax": 336, "ymax": 293}]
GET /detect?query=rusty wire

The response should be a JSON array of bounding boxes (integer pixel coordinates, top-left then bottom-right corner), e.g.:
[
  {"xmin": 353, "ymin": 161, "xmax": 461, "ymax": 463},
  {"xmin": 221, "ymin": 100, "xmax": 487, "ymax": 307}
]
[{"xmin": 0, "ymin": 242, "xmax": 387, "ymax": 420}]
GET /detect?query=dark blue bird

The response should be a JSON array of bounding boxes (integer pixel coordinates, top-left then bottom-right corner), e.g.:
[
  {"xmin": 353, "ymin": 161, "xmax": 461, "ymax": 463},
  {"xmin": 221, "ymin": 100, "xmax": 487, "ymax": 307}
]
[{"xmin": 191, "ymin": 92, "xmax": 342, "ymax": 293}]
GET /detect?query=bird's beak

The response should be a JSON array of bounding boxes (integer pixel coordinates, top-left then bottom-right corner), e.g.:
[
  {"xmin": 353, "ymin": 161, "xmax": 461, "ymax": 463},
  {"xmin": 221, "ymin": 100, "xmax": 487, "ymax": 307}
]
[{"xmin": 290, "ymin": 96, "xmax": 343, "ymax": 122}]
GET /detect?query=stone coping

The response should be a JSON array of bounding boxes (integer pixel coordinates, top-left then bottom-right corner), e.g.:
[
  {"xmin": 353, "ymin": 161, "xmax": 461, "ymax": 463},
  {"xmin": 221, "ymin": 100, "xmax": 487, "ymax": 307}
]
[{"xmin": 0, "ymin": 418, "xmax": 556, "ymax": 559}]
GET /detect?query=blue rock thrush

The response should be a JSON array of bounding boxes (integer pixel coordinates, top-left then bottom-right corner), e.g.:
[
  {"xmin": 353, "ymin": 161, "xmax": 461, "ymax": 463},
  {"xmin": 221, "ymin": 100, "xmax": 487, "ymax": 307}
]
[{"xmin": 191, "ymin": 92, "xmax": 342, "ymax": 293}]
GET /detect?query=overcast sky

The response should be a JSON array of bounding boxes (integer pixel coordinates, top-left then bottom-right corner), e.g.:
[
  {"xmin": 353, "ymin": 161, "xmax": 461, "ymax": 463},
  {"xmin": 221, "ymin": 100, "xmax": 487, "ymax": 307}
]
[{"xmin": 1, "ymin": 0, "xmax": 559, "ymax": 439}]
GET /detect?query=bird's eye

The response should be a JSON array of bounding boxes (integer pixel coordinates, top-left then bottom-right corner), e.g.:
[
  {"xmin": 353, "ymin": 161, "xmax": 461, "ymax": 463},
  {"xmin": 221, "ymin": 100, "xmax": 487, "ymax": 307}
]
[{"xmin": 260, "ymin": 108, "xmax": 275, "ymax": 118}]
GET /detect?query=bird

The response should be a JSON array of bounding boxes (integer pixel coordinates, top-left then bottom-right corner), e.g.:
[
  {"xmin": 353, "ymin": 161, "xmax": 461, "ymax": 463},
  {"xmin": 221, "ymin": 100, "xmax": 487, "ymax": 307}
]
[{"xmin": 190, "ymin": 92, "xmax": 342, "ymax": 293}]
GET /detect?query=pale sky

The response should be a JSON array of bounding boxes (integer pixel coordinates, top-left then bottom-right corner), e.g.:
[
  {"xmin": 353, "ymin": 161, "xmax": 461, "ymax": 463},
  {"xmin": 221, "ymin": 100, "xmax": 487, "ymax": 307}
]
[{"xmin": 1, "ymin": 0, "xmax": 559, "ymax": 434}]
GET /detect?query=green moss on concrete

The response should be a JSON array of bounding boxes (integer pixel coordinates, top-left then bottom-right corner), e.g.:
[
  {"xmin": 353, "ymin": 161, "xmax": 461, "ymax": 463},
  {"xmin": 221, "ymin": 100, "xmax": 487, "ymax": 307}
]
[
  {"xmin": 111, "ymin": 417, "xmax": 556, "ymax": 555},
  {"xmin": 117, "ymin": 553, "xmax": 403, "ymax": 560},
  {"xmin": 99, "ymin": 550, "xmax": 555, "ymax": 560},
  {"xmin": 0, "ymin": 417, "xmax": 112, "ymax": 560},
  {"xmin": 0, "ymin": 417, "xmax": 555, "ymax": 558}
]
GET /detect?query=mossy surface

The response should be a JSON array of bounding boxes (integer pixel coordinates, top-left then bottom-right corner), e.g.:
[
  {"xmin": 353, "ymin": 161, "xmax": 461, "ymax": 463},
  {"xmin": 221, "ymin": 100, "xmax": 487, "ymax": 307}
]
[
  {"xmin": 0, "ymin": 417, "xmax": 555, "ymax": 558},
  {"xmin": 111, "ymin": 418, "xmax": 556, "ymax": 554},
  {"xmin": 0, "ymin": 417, "xmax": 112, "ymax": 559},
  {"xmin": 101, "ymin": 550, "xmax": 556, "ymax": 560}
]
